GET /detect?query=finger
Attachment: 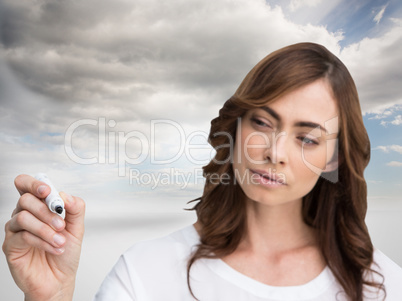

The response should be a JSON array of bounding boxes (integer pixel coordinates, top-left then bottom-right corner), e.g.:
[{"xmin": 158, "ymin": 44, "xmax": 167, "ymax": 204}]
[
  {"xmin": 7, "ymin": 210, "xmax": 66, "ymax": 249},
  {"xmin": 60, "ymin": 192, "xmax": 85, "ymax": 240},
  {"xmin": 3, "ymin": 230, "xmax": 65, "ymax": 256},
  {"xmin": 14, "ymin": 174, "xmax": 51, "ymax": 199},
  {"xmin": 12, "ymin": 193, "xmax": 65, "ymax": 231}
]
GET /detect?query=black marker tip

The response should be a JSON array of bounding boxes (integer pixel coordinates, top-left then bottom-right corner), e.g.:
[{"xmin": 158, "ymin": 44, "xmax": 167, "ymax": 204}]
[{"xmin": 55, "ymin": 206, "xmax": 63, "ymax": 214}]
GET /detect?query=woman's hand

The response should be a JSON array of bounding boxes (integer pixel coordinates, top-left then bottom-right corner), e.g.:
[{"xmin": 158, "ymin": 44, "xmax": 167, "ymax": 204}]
[{"xmin": 2, "ymin": 174, "xmax": 85, "ymax": 301}]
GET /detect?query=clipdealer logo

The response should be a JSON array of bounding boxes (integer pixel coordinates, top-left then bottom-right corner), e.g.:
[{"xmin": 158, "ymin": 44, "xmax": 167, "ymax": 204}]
[{"xmin": 64, "ymin": 116, "xmax": 339, "ymax": 183}]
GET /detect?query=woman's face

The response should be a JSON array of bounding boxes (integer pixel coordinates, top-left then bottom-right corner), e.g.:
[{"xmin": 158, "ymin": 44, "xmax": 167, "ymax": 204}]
[{"xmin": 232, "ymin": 79, "xmax": 339, "ymax": 206}]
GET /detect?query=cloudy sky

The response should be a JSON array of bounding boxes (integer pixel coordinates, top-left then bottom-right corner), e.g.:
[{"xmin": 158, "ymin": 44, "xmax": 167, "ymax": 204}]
[
  {"xmin": 1, "ymin": 0, "xmax": 402, "ymax": 298},
  {"xmin": 1, "ymin": 0, "xmax": 401, "ymax": 212}
]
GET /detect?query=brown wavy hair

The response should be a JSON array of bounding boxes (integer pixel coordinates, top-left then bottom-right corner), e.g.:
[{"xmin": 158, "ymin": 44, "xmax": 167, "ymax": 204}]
[{"xmin": 186, "ymin": 42, "xmax": 385, "ymax": 300}]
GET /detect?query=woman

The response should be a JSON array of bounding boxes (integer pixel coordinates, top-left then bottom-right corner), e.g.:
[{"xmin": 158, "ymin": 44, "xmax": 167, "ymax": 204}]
[{"xmin": 3, "ymin": 43, "xmax": 402, "ymax": 301}]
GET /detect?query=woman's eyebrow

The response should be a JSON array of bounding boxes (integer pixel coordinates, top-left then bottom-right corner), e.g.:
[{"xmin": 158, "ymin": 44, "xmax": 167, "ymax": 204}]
[
  {"xmin": 260, "ymin": 106, "xmax": 281, "ymax": 121},
  {"xmin": 260, "ymin": 106, "xmax": 327, "ymax": 133},
  {"xmin": 295, "ymin": 121, "xmax": 327, "ymax": 133}
]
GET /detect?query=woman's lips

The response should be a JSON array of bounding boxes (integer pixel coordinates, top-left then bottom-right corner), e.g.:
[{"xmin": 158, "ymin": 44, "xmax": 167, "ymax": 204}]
[{"xmin": 249, "ymin": 169, "xmax": 287, "ymax": 186}]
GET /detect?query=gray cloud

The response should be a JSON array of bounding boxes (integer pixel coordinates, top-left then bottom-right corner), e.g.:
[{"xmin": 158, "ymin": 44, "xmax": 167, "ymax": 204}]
[
  {"xmin": 340, "ymin": 21, "xmax": 402, "ymax": 112},
  {"xmin": 1, "ymin": 0, "xmax": 259, "ymax": 104},
  {"xmin": 0, "ymin": 0, "xmax": 343, "ymax": 108}
]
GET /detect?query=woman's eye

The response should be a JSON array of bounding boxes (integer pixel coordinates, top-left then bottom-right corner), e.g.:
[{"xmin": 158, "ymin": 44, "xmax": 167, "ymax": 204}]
[
  {"xmin": 300, "ymin": 136, "xmax": 318, "ymax": 145},
  {"xmin": 251, "ymin": 117, "xmax": 271, "ymax": 128}
]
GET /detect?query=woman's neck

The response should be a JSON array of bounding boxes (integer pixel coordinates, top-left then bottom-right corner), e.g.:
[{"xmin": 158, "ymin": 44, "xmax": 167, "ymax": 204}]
[
  {"xmin": 240, "ymin": 198, "xmax": 317, "ymax": 255},
  {"xmin": 194, "ymin": 197, "xmax": 326, "ymax": 286}
]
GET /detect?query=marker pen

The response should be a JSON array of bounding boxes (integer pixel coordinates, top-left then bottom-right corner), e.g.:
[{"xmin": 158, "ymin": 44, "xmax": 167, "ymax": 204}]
[{"xmin": 34, "ymin": 173, "xmax": 65, "ymax": 219}]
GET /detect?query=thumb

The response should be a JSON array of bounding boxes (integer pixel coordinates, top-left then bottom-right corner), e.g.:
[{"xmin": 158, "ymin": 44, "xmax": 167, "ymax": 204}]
[{"xmin": 60, "ymin": 191, "xmax": 85, "ymax": 240}]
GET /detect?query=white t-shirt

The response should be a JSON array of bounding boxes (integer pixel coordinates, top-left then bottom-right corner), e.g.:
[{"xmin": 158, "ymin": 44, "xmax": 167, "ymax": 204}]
[{"xmin": 93, "ymin": 225, "xmax": 402, "ymax": 301}]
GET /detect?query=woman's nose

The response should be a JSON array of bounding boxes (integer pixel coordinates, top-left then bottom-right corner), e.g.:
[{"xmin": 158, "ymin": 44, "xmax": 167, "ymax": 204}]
[{"xmin": 264, "ymin": 131, "xmax": 288, "ymax": 165}]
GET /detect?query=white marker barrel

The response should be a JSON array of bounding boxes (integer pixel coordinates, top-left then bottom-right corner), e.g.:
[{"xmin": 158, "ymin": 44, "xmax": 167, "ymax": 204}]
[{"xmin": 34, "ymin": 173, "xmax": 65, "ymax": 219}]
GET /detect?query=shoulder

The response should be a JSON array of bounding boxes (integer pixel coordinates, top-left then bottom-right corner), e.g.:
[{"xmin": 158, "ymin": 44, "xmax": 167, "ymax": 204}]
[
  {"xmin": 93, "ymin": 225, "xmax": 200, "ymax": 300},
  {"xmin": 373, "ymin": 249, "xmax": 402, "ymax": 277},
  {"xmin": 371, "ymin": 249, "xmax": 402, "ymax": 299}
]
